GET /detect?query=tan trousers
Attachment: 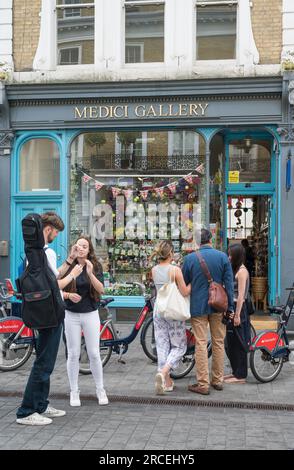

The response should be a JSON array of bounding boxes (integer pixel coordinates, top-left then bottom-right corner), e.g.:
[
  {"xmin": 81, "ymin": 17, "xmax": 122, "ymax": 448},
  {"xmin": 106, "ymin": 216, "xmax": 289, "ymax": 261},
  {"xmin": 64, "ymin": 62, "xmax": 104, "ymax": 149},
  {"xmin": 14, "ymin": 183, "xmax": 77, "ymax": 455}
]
[{"xmin": 191, "ymin": 314, "xmax": 226, "ymax": 390}]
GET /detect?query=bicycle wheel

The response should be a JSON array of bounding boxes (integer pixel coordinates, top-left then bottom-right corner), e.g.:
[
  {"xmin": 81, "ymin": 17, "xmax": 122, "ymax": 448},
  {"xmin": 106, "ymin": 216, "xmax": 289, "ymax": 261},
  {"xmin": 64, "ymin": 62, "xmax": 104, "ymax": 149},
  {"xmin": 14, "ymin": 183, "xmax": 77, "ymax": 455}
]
[
  {"xmin": 249, "ymin": 349, "xmax": 284, "ymax": 383},
  {"xmin": 140, "ymin": 316, "xmax": 157, "ymax": 362},
  {"xmin": 79, "ymin": 325, "xmax": 113, "ymax": 375},
  {"xmin": 0, "ymin": 318, "xmax": 34, "ymax": 371},
  {"xmin": 250, "ymin": 323, "xmax": 256, "ymax": 341}
]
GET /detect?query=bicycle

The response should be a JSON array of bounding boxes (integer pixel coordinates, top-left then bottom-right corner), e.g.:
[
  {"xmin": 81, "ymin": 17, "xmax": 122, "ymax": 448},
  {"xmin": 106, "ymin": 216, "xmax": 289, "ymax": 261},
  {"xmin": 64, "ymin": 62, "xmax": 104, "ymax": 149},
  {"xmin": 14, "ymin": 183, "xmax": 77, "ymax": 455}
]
[
  {"xmin": 79, "ymin": 282, "xmax": 210, "ymax": 379},
  {"xmin": 0, "ymin": 281, "xmax": 35, "ymax": 371},
  {"xmin": 249, "ymin": 285, "xmax": 294, "ymax": 383}
]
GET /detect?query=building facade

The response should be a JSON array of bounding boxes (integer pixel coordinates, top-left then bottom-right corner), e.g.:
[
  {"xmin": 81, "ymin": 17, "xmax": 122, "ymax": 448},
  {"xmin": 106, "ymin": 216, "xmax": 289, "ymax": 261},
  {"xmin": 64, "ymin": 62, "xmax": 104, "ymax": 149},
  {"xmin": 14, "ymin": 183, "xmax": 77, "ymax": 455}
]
[{"xmin": 0, "ymin": 0, "xmax": 294, "ymax": 318}]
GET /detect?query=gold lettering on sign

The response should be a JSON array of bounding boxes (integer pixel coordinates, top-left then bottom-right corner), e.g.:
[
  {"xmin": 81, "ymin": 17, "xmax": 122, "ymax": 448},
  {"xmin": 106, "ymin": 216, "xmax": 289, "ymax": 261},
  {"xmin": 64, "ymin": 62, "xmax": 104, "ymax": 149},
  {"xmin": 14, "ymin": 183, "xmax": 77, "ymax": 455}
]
[
  {"xmin": 146, "ymin": 105, "xmax": 156, "ymax": 117},
  {"xmin": 74, "ymin": 107, "xmax": 87, "ymax": 119},
  {"xmin": 189, "ymin": 104, "xmax": 198, "ymax": 116},
  {"xmin": 74, "ymin": 102, "xmax": 209, "ymax": 119},
  {"xmin": 135, "ymin": 105, "xmax": 146, "ymax": 118},
  {"xmin": 168, "ymin": 104, "xmax": 180, "ymax": 117},
  {"xmin": 159, "ymin": 104, "xmax": 169, "ymax": 117},
  {"xmin": 179, "ymin": 104, "xmax": 188, "ymax": 116},
  {"xmin": 99, "ymin": 106, "xmax": 110, "ymax": 118},
  {"xmin": 89, "ymin": 106, "xmax": 98, "ymax": 119},
  {"xmin": 199, "ymin": 103, "xmax": 209, "ymax": 116}
]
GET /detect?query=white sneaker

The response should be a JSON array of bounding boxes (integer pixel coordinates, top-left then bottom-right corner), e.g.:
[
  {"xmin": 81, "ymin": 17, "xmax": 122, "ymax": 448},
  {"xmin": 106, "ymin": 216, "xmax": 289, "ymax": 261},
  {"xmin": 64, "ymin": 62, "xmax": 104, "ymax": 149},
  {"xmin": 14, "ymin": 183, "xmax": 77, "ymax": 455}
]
[
  {"xmin": 16, "ymin": 412, "xmax": 52, "ymax": 426},
  {"xmin": 97, "ymin": 389, "xmax": 109, "ymax": 405},
  {"xmin": 42, "ymin": 405, "xmax": 66, "ymax": 418},
  {"xmin": 70, "ymin": 391, "xmax": 81, "ymax": 407}
]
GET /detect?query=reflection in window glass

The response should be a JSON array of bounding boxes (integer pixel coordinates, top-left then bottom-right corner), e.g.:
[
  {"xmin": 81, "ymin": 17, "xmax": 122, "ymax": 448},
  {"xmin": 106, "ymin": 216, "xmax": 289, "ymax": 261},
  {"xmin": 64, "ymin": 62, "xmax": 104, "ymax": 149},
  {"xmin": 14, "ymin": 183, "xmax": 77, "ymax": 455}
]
[
  {"xmin": 57, "ymin": 0, "xmax": 94, "ymax": 65},
  {"xmin": 70, "ymin": 130, "xmax": 206, "ymax": 285},
  {"xmin": 209, "ymin": 134, "xmax": 225, "ymax": 250},
  {"xmin": 70, "ymin": 130, "xmax": 205, "ymax": 172},
  {"xmin": 229, "ymin": 139, "xmax": 271, "ymax": 183},
  {"xmin": 20, "ymin": 139, "xmax": 60, "ymax": 191},
  {"xmin": 125, "ymin": 1, "xmax": 164, "ymax": 63},
  {"xmin": 196, "ymin": 2, "xmax": 237, "ymax": 60}
]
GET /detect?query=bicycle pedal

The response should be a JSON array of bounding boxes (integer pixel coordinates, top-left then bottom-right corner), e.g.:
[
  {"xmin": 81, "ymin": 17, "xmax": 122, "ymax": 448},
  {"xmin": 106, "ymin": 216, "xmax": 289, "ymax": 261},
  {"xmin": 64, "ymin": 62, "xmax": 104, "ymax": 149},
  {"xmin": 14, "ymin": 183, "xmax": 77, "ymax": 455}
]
[{"xmin": 118, "ymin": 359, "xmax": 126, "ymax": 364}]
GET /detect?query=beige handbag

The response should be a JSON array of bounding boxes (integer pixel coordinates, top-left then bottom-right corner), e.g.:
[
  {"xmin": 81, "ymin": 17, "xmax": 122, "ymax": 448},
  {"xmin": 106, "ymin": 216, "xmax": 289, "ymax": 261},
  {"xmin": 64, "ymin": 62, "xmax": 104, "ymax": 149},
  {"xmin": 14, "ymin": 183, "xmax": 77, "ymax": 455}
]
[{"xmin": 154, "ymin": 267, "xmax": 190, "ymax": 321}]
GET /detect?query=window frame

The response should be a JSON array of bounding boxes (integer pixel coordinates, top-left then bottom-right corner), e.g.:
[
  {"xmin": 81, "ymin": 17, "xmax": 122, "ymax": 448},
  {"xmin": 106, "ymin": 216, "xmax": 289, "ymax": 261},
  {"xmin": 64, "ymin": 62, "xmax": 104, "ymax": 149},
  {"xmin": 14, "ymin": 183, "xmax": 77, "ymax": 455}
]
[
  {"xmin": 58, "ymin": 45, "xmax": 82, "ymax": 65},
  {"xmin": 17, "ymin": 136, "xmax": 62, "ymax": 195},
  {"xmin": 123, "ymin": 0, "xmax": 166, "ymax": 67},
  {"xmin": 56, "ymin": 1, "xmax": 95, "ymax": 69},
  {"xmin": 194, "ymin": 0, "xmax": 239, "ymax": 64}
]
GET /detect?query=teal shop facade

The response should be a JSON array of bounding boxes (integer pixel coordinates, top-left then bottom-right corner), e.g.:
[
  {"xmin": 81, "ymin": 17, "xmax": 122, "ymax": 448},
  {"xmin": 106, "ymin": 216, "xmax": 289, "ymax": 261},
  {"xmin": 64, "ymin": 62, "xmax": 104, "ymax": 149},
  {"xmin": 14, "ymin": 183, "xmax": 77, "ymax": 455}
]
[{"xmin": 1, "ymin": 76, "xmax": 293, "ymax": 321}]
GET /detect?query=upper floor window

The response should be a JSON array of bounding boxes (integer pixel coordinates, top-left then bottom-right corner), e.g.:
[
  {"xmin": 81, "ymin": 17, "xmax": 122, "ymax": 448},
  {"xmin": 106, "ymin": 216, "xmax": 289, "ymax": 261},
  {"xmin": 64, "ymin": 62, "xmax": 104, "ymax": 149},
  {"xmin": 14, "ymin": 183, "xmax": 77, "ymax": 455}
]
[
  {"xmin": 196, "ymin": 0, "xmax": 237, "ymax": 61},
  {"xmin": 19, "ymin": 139, "xmax": 60, "ymax": 192},
  {"xmin": 125, "ymin": 0, "xmax": 165, "ymax": 64},
  {"xmin": 57, "ymin": 0, "xmax": 95, "ymax": 65}
]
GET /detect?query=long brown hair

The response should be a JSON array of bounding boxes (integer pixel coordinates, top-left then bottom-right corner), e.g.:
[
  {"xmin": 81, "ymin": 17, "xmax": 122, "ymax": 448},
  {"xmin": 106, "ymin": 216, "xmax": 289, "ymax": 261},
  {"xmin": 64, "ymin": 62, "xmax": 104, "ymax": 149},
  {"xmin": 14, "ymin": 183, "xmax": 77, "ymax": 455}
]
[
  {"xmin": 62, "ymin": 236, "xmax": 103, "ymax": 302},
  {"xmin": 150, "ymin": 240, "xmax": 174, "ymax": 263}
]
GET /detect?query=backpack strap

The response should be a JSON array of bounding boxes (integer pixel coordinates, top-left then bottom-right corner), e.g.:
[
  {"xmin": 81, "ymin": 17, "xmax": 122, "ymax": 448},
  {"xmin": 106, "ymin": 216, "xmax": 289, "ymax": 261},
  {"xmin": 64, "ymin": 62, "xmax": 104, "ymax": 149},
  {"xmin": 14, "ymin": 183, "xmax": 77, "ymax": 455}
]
[{"xmin": 195, "ymin": 251, "xmax": 213, "ymax": 284}]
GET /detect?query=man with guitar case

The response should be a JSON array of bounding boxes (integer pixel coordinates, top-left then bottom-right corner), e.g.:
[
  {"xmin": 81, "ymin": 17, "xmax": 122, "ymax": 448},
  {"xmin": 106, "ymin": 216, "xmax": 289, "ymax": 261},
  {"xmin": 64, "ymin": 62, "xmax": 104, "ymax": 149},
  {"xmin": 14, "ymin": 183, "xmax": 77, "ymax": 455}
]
[{"xmin": 16, "ymin": 212, "xmax": 82, "ymax": 426}]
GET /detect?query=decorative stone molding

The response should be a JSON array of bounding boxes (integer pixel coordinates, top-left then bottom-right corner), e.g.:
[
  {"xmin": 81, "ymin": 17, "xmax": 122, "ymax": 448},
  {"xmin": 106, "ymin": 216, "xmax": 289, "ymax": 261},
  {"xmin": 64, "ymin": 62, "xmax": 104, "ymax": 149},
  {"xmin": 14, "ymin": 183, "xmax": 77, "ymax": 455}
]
[{"xmin": 0, "ymin": 130, "xmax": 14, "ymax": 156}]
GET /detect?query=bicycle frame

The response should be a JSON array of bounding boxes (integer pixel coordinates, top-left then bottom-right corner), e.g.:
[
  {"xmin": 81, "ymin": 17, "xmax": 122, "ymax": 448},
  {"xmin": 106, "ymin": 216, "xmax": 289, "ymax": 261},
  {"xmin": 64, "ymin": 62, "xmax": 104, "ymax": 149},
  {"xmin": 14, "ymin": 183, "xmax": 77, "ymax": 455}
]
[
  {"xmin": 0, "ymin": 316, "xmax": 34, "ymax": 348},
  {"xmin": 100, "ymin": 299, "xmax": 153, "ymax": 353}
]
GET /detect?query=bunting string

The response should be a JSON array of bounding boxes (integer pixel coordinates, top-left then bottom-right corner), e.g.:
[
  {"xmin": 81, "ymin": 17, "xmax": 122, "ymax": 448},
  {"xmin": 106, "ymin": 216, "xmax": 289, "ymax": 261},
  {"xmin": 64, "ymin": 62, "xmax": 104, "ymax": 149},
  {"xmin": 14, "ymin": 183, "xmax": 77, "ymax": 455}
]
[{"xmin": 80, "ymin": 163, "xmax": 205, "ymax": 199}]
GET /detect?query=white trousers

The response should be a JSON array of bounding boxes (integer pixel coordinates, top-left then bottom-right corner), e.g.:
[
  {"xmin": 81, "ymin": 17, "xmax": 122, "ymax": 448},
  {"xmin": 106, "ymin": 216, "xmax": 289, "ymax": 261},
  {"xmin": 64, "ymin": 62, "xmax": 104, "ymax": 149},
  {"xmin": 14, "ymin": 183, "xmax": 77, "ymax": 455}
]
[{"xmin": 64, "ymin": 310, "xmax": 104, "ymax": 393}]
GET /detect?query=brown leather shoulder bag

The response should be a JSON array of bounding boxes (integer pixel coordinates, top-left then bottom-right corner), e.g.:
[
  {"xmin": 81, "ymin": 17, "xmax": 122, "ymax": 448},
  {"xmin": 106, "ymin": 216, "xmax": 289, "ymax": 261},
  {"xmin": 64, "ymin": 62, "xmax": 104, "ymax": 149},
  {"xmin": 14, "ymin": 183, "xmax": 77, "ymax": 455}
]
[{"xmin": 195, "ymin": 251, "xmax": 228, "ymax": 313}]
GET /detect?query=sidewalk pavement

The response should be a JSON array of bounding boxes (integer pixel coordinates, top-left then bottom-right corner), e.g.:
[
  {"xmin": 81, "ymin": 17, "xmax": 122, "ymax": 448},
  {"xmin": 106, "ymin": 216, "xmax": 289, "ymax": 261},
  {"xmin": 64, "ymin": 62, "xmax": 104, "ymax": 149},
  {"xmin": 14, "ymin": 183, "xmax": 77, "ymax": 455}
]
[
  {"xmin": 1, "ymin": 325, "xmax": 294, "ymax": 407},
  {"xmin": 1, "ymin": 396, "xmax": 294, "ymax": 450}
]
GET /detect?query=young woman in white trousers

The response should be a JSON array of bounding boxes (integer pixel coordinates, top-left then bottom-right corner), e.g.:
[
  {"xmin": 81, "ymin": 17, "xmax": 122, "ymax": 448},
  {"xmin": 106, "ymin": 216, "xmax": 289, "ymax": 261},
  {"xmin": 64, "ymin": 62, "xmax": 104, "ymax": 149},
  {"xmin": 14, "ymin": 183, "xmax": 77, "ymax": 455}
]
[{"xmin": 62, "ymin": 236, "xmax": 108, "ymax": 406}]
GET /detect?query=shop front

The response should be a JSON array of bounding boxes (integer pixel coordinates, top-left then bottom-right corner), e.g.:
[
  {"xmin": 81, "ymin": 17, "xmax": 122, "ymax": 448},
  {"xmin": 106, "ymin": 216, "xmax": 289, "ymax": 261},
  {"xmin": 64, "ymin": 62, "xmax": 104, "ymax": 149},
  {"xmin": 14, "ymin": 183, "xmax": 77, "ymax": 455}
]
[{"xmin": 6, "ymin": 78, "xmax": 283, "ymax": 315}]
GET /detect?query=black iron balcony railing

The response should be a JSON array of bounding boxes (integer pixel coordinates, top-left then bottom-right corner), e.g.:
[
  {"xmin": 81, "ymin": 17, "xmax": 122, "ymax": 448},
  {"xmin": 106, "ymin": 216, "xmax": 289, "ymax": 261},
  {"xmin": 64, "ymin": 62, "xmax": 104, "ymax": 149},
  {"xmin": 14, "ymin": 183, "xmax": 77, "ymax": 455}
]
[{"xmin": 90, "ymin": 154, "xmax": 205, "ymax": 172}]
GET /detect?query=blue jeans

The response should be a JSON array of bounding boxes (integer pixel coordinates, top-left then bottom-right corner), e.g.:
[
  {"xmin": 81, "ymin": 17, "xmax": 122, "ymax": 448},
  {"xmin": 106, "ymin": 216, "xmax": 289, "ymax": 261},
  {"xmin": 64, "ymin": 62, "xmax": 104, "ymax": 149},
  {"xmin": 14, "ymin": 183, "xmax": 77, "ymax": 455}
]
[{"xmin": 16, "ymin": 324, "xmax": 62, "ymax": 418}]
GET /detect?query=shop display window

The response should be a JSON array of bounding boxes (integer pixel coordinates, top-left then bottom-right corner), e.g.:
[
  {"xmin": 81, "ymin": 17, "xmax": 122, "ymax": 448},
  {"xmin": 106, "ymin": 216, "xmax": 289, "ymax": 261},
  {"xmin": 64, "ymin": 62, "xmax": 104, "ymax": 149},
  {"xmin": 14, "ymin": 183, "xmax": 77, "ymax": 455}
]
[
  {"xmin": 196, "ymin": 0, "xmax": 237, "ymax": 61},
  {"xmin": 70, "ymin": 130, "xmax": 206, "ymax": 286},
  {"xmin": 57, "ymin": 0, "xmax": 95, "ymax": 65},
  {"xmin": 19, "ymin": 138, "xmax": 60, "ymax": 192},
  {"xmin": 125, "ymin": 0, "xmax": 165, "ymax": 64}
]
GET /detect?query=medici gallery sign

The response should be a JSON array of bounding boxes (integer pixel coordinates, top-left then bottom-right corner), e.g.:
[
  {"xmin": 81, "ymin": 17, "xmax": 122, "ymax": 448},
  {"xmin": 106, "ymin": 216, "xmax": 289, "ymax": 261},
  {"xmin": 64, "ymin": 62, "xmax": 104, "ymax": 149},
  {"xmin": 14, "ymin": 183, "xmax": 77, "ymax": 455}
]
[{"xmin": 74, "ymin": 101, "xmax": 209, "ymax": 120}]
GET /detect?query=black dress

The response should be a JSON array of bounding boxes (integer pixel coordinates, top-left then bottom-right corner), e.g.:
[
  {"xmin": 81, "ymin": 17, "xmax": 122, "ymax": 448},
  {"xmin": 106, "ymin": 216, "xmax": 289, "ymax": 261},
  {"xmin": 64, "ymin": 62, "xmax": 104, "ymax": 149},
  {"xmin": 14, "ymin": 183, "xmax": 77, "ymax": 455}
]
[{"xmin": 226, "ymin": 272, "xmax": 251, "ymax": 379}]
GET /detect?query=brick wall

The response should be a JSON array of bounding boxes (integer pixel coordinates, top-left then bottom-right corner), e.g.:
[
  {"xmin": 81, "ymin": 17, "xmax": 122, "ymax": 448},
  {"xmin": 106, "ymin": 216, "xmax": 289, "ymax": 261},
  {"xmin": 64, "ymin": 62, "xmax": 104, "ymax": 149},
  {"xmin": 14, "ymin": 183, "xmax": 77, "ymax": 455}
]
[
  {"xmin": 251, "ymin": 0, "xmax": 282, "ymax": 64},
  {"xmin": 13, "ymin": 0, "xmax": 41, "ymax": 71}
]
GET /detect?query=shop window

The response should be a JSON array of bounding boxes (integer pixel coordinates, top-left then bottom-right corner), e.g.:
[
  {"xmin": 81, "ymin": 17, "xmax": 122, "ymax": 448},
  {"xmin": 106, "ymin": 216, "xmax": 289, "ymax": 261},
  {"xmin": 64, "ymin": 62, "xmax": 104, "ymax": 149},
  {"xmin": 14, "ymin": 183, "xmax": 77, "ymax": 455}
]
[
  {"xmin": 19, "ymin": 139, "xmax": 60, "ymax": 192},
  {"xmin": 125, "ymin": 0, "xmax": 165, "ymax": 64},
  {"xmin": 57, "ymin": 0, "xmax": 94, "ymax": 66},
  {"xmin": 196, "ymin": 0, "xmax": 237, "ymax": 60},
  {"xmin": 228, "ymin": 138, "xmax": 271, "ymax": 184},
  {"xmin": 70, "ymin": 130, "xmax": 206, "ymax": 286}
]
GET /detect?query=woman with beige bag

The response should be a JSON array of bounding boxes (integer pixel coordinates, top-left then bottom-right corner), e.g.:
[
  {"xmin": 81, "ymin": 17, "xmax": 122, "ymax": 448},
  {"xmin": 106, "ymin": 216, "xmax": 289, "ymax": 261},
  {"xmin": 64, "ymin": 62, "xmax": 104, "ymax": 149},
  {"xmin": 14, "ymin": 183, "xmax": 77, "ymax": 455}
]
[{"xmin": 151, "ymin": 241, "xmax": 191, "ymax": 395}]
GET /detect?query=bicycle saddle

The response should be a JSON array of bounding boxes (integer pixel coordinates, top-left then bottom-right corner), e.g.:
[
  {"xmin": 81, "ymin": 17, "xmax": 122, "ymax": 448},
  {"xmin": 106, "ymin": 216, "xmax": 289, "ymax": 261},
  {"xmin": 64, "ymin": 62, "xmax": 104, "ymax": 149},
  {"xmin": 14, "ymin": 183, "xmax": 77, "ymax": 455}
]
[{"xmin": 99, "ymin": 297, "xmax": 114, "ymax": 308}]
